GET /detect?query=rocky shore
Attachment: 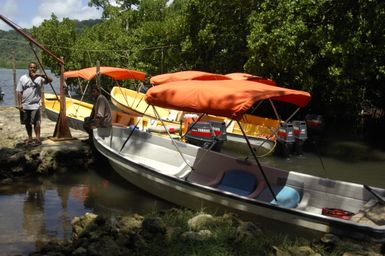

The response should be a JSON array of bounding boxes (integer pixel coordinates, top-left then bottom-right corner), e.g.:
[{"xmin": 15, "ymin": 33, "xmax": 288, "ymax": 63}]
[
  {"xmin": 0, "ymin": 106, "xmax": 92, "ymax": 184},
  {"xmin": 0, "ymin": 106, "xmax": 384, "ymax": 255},
  {"xmin": 29, "ymin": 210, "xmax": 384, "ymax": 256}
]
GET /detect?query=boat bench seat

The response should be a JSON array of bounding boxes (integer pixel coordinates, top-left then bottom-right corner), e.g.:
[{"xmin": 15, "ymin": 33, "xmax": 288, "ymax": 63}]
[
  {"xmin": 215, "ymin": 170, "xmax": 265, "ymax": 197},
  {"xmin": 256, "ymin": 185, "xmax": 301, "ymax": 208}
]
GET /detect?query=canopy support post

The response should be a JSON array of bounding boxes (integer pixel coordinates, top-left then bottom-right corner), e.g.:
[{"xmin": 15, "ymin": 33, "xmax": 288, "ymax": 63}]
[{"xmin": 236, "ymin": 120, "xmax": 277, "ymax": 201}]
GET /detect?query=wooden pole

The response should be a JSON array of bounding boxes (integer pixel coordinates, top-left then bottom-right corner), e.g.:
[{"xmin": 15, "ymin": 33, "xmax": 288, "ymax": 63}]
[
  {"xmin": 40, "ymin": 52, "xmax": 46, "ymax": 111},
  {"xmin": 161, "ymin": 47, "xmax": 164, "ymax": 74},
  {"xmin": 52, "ymin": 57, "xmax": 72, "ymax": 140},
  {"xmin": 12, "ymin": 50, "xmax": 16, "ymax": 105},
  {"xmin": 96, "ymin": 60, "xmax": 101, "ymax": 90}
]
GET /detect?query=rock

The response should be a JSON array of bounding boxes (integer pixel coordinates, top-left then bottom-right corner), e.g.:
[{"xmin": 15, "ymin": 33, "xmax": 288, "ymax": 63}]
[
  {"xmin": 197, "ymin": 229, "xmax": 214, "ymax": 239},
  {"xmin": 142, "ymin": 216, "xmax": 166, "ymax": 235},
  {"xmin": 72, "ymin": 213, "xmax": 98, "ymax": 240},
  {"xmin": 235, "ymin": 221, "xmax": 262, "ymax": 241},
  {"xmin": 181, "ymin": 229, "xmax": 214, "ymax": 241},
  {"xmin": 219, "ymin": 212, "xmax": 242, "ymax": 226},
  {"xmin": 187, "ymin": 213, "xmax": 216, "ymax": 231},
  {"xmin": 118, "ymin": 214, "xmax": 144, "ymax": 231},
  {"xmin": 288, "ymin": 245, "xmax": 318, "ymax": 256},
  {"xmin": 320, "ymin": 233, "xmax": 340, "ymax": 245}
]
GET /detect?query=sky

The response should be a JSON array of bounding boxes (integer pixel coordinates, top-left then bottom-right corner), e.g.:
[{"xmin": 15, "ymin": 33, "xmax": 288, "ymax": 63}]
[{"xmin": 0, "ymin": 0, "xmax": 104, "ymax": 31}]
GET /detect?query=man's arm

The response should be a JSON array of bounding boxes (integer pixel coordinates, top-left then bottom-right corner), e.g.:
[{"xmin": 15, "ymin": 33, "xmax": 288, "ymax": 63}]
[
  {"xmin": 41, "ymin": 74, "xmax": 53, "ymax": 84},
  {"xmin": 36, "ymin": 73, "xmax": 52, "ymax": 84}
]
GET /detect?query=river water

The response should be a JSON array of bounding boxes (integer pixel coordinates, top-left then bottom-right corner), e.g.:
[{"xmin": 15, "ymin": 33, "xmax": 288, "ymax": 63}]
[{"xmin": 1, "ymin": 68, "xmax": 385, "ymax": 255}]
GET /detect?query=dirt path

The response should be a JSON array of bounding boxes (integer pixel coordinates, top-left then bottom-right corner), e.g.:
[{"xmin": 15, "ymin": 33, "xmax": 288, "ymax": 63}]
[{"xmin": 0, "ymin": 106, "xmax": 88, "ymax": 148}]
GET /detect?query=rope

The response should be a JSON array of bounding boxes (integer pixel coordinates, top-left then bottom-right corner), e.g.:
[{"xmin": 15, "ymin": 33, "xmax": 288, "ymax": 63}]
[
  {"xmin": 117, "ymin": 85, "xmax": 131, "ymax": 112},
  {"xmin": 119, "ymin": 105, "xmax": 150, "ymax": 152}
]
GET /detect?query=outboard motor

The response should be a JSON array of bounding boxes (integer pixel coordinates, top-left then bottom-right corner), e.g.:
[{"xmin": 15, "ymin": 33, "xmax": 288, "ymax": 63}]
[
  {"xmin": 276, "ymin": 122, "xmax": 295, "ymax": 158},
  {"xmin": 185, "ymin": 121, "xmax": 227, "ymax": 152},
  {"xmin": 292, "ymin": 120, "xmax": 307, "ymax": 155},
  {"xmin": 305, "ymin": 114, "xmax": 324, "ymax": 137}
]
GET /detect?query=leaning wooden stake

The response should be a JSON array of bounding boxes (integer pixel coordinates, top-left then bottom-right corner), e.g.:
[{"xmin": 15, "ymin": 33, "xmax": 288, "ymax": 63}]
[{"xmin": 52, "ymin": 57, "xmax": 72, "ymax": 140}]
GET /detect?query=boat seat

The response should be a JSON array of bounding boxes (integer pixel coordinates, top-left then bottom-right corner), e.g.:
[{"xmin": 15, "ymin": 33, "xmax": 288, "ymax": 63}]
[
  {"xmin": 256, "ymin": 185, "xmax": 300, "ymax": 208},
  {"xmin": 216, "ymin": 170, "xmax": 265, "ymax": 197}
]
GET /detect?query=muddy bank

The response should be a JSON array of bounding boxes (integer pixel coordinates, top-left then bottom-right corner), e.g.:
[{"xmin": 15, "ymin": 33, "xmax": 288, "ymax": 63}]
[{"xmin": 0, "ymin": 106, "xmax": 93, "ymax": 183}]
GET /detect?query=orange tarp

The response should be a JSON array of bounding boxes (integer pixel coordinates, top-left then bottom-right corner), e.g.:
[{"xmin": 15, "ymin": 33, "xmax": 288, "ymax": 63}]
[
  {"xmin": 64, "ymin": 66, "xmax": 146, "ymax": 81},
  {"xmin": 225, "ymin": 72, "xmax": 277, "ymax": 86},
  {"xmin": 150, "ymin": 70, "xmax": 230, "ymax": 85},
  {"xmin": 145, "ymin": 80, "xmax": 311, "ymax": 120}
]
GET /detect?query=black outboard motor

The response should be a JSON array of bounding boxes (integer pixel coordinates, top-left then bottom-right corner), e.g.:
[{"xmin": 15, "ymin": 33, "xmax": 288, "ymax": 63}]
[
  {"xmin": 185, "ymin": 121, "xmax": 227, "ymax": 152},
  {"xmin": 292, "ymin": 120, "xmax": 307, "ymax": 155},
  {"xmin": 305, "ymin": 114, "xmax": 324, "ymax": 137},
  {"xmin": 276, "ymin": 122, "xmax": 295, "ymax": 158}
]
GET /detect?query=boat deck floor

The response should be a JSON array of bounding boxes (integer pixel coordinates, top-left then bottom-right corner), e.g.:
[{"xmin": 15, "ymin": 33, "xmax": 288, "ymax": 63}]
[{"xmin": 120, "ymin": 152, "xmax": 187, "ymax": 177}]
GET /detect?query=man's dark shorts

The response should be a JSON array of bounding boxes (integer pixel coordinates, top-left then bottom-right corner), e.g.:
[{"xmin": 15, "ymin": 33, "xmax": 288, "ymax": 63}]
[{"xmin": 20, "ymin": 108, "xmax": 41, "ymax": 125}]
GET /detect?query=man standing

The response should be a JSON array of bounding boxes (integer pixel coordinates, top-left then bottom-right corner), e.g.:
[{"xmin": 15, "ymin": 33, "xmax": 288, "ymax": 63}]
[
  {"xmin": 16, "ymin": 62, "xmax": 52, "ymax": 146},
  {"xmin": 83, "ymin": 86, "xmax": 112, "ymax": 142}
]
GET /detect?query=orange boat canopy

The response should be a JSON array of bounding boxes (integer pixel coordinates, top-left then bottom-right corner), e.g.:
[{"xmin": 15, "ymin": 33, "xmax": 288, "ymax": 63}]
[
  {"xmin": 64, "ymin": 66, "xmax": 146, "ymax": 81},
  {"xmin": 150, "ymin": 70, "xmax": 230, "ymax": 85},
  {"xmin": 145, "ymin": 80, "xmax": 311, "ymax": 120},
  {"xmin": 225, "ymin": 72, "xmax": 277, "ymax": 86}
]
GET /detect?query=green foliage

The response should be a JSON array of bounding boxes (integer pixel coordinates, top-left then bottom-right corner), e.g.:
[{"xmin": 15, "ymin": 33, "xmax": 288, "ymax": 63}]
[
  {"xmin": 138, "ymin": 208, "xmax": 361, "ymax": 256},
  {"xmin": 31, "ymin": 14, "xmax": 77, "ymax": 75},
  {"xmin": 0, "ymin": 30, "xmax": 36, "ymax": 68},
  {"xmin": 3, "ymin": 0, "xmax": 385, "ymax": 126},
  {"xmin": 180, "ymin": 0, "xmax": 256, "ymax": 73},
  {"xmin": 246, "ymin": 0, "xmax": 385, "ymax": 121}
]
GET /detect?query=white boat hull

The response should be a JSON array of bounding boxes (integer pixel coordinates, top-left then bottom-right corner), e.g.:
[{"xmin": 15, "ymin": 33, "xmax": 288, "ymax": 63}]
[{"xmin": 93, "ymin": 126, "xmax": 385, "ymax": 242}]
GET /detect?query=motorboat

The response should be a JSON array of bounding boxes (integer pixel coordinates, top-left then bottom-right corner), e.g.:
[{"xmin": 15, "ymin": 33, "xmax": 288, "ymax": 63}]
[
  {"xmin": 44, "ymin": 93, "xmax": 141, "ymax": 131},
  {"xmin": 44, "ymin": 66, "xmax": 150, "ymax": 131},
  {"xmin": 111, "ymin": 71, "xmax": 310, "ymax": 156},
  {"xmin": 92, "ymin": 79, "xmax": 385, "ymax": 242}
]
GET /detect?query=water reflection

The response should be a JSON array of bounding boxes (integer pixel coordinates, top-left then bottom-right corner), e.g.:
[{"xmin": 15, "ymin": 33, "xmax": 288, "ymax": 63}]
[
  {"xmin": 0, "ymin": 167, "xmax": 172, "ymax": 255},
  {"xmin": 23, "ymin": 184, "xmax": 46, "ymax": 249}
]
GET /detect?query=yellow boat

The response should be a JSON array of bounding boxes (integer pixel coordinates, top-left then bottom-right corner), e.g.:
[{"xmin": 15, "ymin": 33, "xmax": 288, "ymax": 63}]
[
  {"xmin": 44, "ymin": 93, "xmax": 93, "ymax": 131},
  {"xmin": 46, "ymin": 66, "xmax": 181, "ymax": 132},
  {"xmin": 44, "ymin": 93, "xmax": 136, "ymax": 131}
]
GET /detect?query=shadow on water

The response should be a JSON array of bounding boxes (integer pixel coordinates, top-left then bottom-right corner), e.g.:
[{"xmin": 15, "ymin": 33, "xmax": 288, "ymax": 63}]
[{"xmin": 0, "ymin": 158, "xmax": 173, "ymax": 256}]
